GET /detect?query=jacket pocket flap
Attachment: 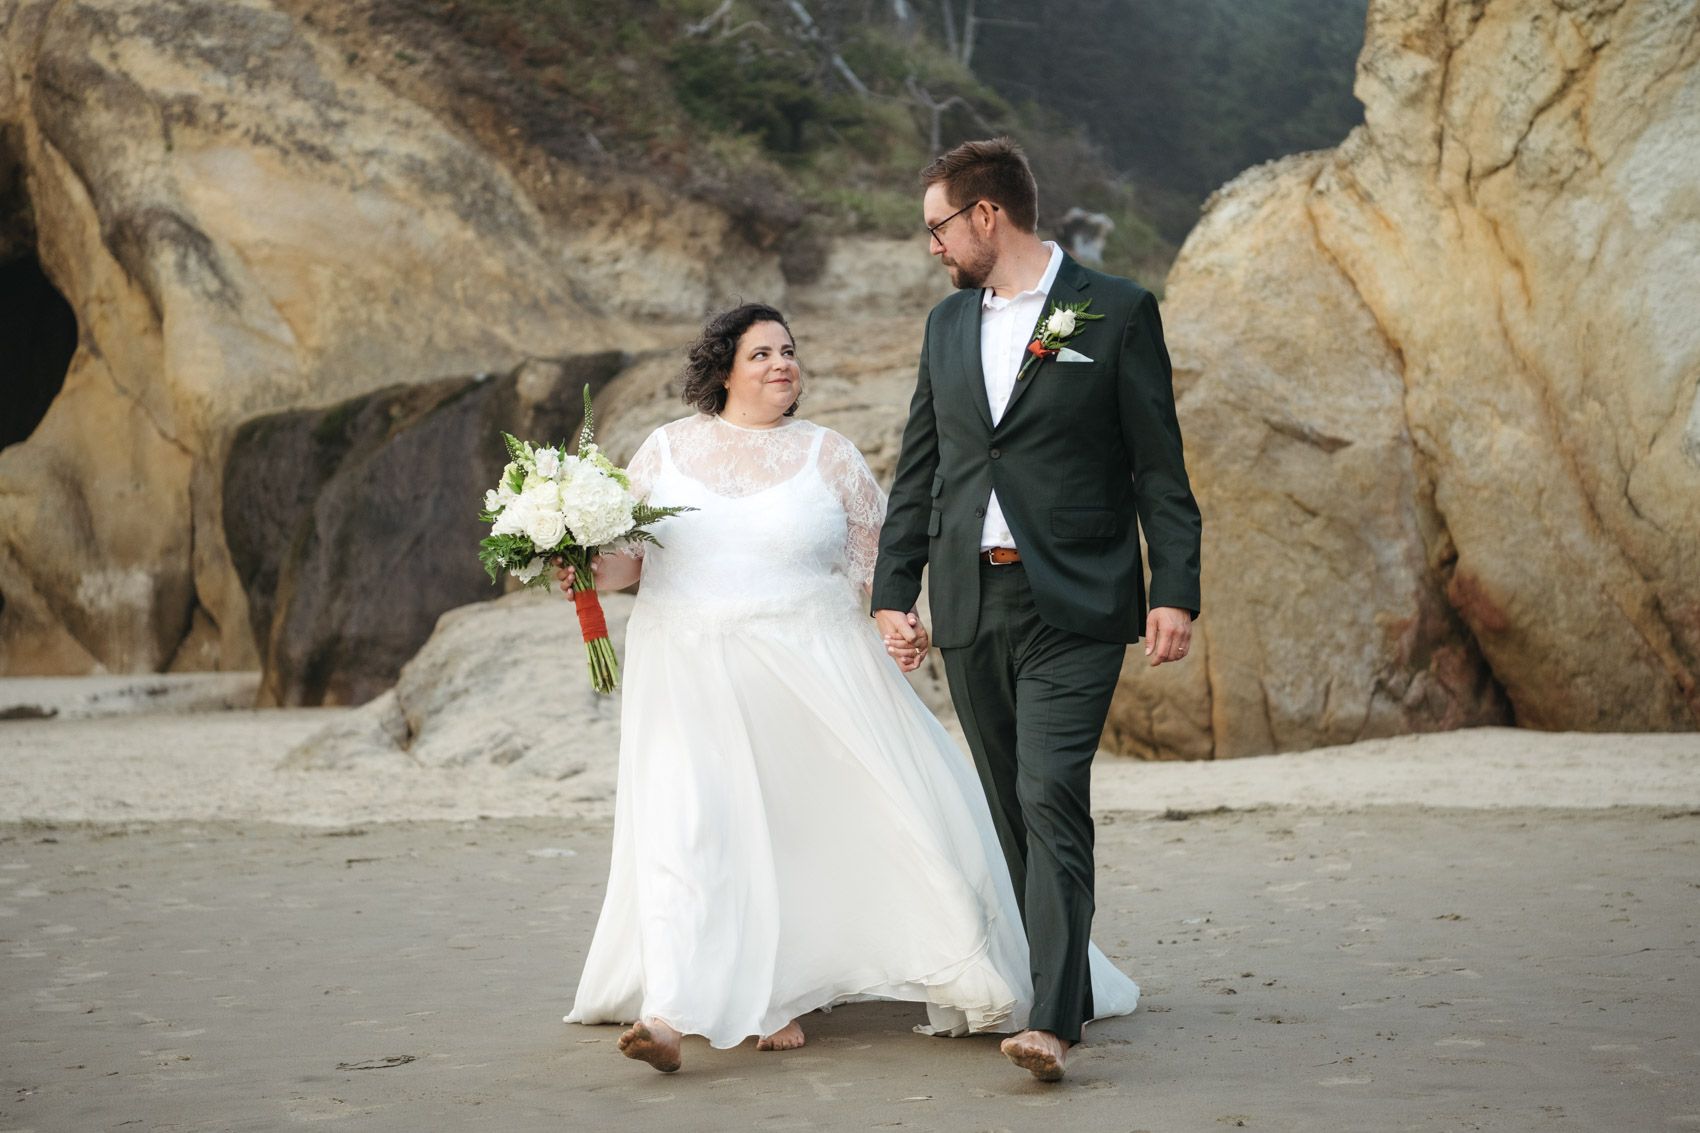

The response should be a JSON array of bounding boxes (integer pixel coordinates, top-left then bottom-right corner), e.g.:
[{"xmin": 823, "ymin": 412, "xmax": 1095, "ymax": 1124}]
[
  {"xmin": 927, "ymin": 509, "xmax": 943, "ymax": 537},
  {"xmin": 930, "ymin": 472, "xmax": 945, "ymax": 498}
]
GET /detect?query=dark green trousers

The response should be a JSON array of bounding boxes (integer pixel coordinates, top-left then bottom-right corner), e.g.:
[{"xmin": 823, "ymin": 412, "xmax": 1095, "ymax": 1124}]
[{"xmin": 941, "ymin": 561, "xmax": 1126, "ymax": 1043}]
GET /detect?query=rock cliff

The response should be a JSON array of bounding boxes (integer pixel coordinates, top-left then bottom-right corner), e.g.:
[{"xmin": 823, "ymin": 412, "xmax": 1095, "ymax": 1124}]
[
  {"xmin": 1108, "ymin": 0, "xmax": 1700, "ymax": 757},
  {"xmin": 0, "ymin": 0, "xmax": 784, "ymax": 676},
  {"xmin": 6, "ymin": 0, "xmax": 1694, "ymax": 760}
]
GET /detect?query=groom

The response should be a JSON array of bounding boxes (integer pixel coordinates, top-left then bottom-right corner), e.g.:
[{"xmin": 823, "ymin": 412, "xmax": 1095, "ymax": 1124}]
[{"xmin": 872, "ymin": 138, "xmax": 1202, "ymax": 1081}]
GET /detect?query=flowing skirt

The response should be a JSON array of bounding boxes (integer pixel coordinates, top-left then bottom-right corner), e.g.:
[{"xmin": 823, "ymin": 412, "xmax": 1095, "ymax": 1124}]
[{"xmin": 564, "ymin": 598, "xmax": 1138, "ymax": 1047}]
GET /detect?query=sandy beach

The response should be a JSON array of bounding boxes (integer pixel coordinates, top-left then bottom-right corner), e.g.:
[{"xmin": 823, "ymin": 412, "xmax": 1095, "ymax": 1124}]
[{"xmin": 2, "ymin": 677, "xmax": 1698, "ymax": 1131}]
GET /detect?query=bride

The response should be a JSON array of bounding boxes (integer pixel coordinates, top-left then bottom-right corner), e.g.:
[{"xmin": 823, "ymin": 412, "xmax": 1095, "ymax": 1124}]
[{"xmin": 561, "ymin": 303, "xmax": 1137, "ymax": 1072}]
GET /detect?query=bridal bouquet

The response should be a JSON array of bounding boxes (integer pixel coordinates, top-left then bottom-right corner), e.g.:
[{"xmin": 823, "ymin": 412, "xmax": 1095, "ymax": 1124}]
[{"xmin": 478, "ymin": 387, "xmax": 688, "ymax": 693}]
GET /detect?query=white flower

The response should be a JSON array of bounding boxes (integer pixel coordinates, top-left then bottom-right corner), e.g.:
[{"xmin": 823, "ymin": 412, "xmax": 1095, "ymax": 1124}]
[
  {"xmin": 526, "ymin": 507, "xmax": 567, "ymax": 549},
  {"xmin": 513, "ymin": 557, "xmax": 546, "ymax": 583},
  {"xmin": 534, "ymin": 448, "xmax": 561, "ymax": 480},
  {"xmin": 560, "ymin": 465, "xmax": 636, "ymax": 547},
  {"xmin": 506, "ymin": 481, "xmax": 562, "ymax": 548},
  {"xmin": 524, "ymin": 478, "xmax": 562, "ymax": 507},
  {"xmin": 484, "ymin": 488, "xmax": 502, "ymax": 512},
  {"xmin": 1044, "ymin": 308, "xmax": 1078, "ymax": 338},
  {"xmin": 492, "ymin": 496, "xmax": 535, "ymax": 537}
]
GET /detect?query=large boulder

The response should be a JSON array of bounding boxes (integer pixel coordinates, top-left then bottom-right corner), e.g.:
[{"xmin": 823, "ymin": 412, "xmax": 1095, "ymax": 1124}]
[
  {"xmin": 0, "ymin": 0, "xmax": 781, "ymax": 678},
  {"xmin": 283, "ymin": 588, "xmax": 630, "ymax": 789},
  {"xmin": 225, "ymin": 354, "xmax": 624, "ymax": 706},
  {"xmin": 1106, "ymin": 0, "xmax": 1700, "ymax": 758},
  {"xmin": 284, "ymin": 581, "xmax": 954, "ymax": 785}
]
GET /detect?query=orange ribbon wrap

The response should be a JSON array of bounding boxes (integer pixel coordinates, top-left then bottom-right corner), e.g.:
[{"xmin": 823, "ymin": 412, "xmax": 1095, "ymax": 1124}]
[{"xmin": 571, "ymin": 586, "xmax": 609, "ymax": 644}]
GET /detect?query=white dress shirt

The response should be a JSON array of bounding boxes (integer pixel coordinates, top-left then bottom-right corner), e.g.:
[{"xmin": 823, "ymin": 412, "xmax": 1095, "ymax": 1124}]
[{"xmin": 978, "ymin": 241, "xmax": 1064, "ymax": 550}]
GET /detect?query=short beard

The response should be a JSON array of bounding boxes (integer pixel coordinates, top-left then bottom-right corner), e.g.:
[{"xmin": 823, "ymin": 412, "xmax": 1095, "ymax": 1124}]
[{"xmin": 946, "ymin": 241, "xmax": 996, "ymax": 291}]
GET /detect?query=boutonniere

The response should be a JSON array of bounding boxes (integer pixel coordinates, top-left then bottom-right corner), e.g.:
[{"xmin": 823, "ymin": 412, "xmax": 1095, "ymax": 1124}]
[{"xmin": 1017, "ymin": 299, "xmax": 1104, "ymax": 380}]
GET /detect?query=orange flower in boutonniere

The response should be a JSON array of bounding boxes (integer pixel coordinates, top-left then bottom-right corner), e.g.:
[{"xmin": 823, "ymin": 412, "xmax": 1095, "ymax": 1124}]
[{"xmin": 1016, "ymin": 299, "xmax": 1104, "ymax": 380}]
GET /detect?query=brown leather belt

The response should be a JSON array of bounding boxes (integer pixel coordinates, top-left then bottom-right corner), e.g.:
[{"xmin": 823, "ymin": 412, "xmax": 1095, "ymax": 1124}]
[{"xmin": 980, "ymin": 547, "xmax": 1022, "ymax": 565}]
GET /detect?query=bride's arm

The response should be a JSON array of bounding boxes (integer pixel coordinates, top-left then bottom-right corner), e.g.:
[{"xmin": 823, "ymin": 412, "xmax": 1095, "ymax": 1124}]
[
  {"xmin": 821, "ymin": 431, "xmax": 928, "ymax": 672},
  {"xmin": 819, "ymin": 431, "xmax": 887, "ymax": 592},
  {"xmin": 554, "ymin": 551, "xmax": 641, "ymax": 593}
]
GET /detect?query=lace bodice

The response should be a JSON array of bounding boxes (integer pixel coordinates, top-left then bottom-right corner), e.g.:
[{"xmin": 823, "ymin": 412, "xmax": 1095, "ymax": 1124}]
[{"xmin": 625, "ymin": 415, "xmax": 887, "ymax": 629}]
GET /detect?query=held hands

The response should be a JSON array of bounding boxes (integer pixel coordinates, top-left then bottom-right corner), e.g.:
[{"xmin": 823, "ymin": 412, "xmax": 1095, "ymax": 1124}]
[
  {"xmin": 1144, "ymin": 606, "xmax": 1194, "ymax": 667},
  {"xmin": 554, "ymin": 552, "xmax": 642, "ymax": 595},
  {"xmin": 874, "ymin": 608, "xmax": 930, "ymax": 673}
]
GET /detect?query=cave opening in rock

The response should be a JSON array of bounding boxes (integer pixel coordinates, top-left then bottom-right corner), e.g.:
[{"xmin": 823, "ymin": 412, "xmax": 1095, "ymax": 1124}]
[{"xmin": 0, "ymin": 252, "xmax": 77, "ymax": 450}]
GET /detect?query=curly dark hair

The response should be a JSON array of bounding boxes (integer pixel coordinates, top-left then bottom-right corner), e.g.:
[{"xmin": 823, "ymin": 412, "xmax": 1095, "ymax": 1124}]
[{"xmin": 681, "ymin": 303, "xmax": 800, "ymax": 417}]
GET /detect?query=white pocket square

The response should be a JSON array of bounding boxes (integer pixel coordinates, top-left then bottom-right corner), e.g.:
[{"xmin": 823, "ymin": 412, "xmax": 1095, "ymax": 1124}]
[{"xmin": 1057, "ymin": 346, "xmax": 1094, "ymax": 363}]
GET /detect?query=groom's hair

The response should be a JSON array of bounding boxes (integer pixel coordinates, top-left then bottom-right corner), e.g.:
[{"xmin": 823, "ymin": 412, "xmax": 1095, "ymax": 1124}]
[{"xmin": 921, "ymin": 138, "xmax": 1038, "ymax": 234}]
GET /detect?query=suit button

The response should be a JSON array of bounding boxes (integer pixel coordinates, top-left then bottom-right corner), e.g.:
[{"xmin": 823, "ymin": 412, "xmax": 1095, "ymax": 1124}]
[
  {"xmin": 974, "ymin": 507, "xmax": 986, "ymax": 518},
  {"xmin": 989, "ymin": 447, "xmax": 1001, "ymax": 459}
]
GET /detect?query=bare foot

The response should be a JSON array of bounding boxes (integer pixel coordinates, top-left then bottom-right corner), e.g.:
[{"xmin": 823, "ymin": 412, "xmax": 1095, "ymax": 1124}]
[
  {"xmin": 618, "ymin": 1018, "xmax": 682, "ymax": 1073},
  {"xmin": 1000, "ymin": 1029, "xmax": 1070, "ymax": 1082},
  {"xmin": 756, "ymin": 1020, "xmax": 806, "ymax": 1051}
]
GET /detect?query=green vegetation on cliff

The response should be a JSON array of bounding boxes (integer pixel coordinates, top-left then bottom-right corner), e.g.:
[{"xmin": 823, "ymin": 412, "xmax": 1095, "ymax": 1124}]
[{"xmin": 332, "ymin": 0, "xmax": 1365, "ymax": 283}]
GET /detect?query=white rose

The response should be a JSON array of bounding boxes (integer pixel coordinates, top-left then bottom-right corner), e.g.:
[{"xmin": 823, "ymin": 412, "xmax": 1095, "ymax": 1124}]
[
  {"xmin": 1044, "ymin": 308, "xmax": 1077, "ymax": 338},
  {"xmin": 492, "ymin": 496, "xmax": 534, "ymax": 537},
  {"xmin": 526, "ymin": 507, "xmax": 567, "ymax": 549},
  {"xmin": 534, "ymin": 448, "xmax": 561, "ymax": 480},
  {"xmin": 522, "ymin": 479, "xmax": 562, "ymax": 509}
]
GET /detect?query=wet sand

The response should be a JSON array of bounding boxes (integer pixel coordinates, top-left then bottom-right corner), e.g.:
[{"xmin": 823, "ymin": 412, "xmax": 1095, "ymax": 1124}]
[
  {"xmin": 3, "ymin": 679, "xmax": 1698, "ymax": 1131},
  {"xmin": 3, "ymin": 806, "xmax": 1697, "ymax": 1131}
]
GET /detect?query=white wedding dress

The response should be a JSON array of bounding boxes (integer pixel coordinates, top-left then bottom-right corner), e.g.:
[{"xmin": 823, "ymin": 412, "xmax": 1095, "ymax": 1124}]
[{"xmin": 564, "ymin": 413, "xmax": 1138, "ymax": 1047}]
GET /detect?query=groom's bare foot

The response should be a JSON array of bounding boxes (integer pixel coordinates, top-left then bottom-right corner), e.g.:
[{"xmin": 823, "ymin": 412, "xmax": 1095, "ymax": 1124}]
[
  {"xmin": 756, "ymin": 1020, "xmax": 805, "ymax": 1051},
  {"xmin": 618, "ymin": 1018, "xmax": 682, "ymax": 1073},
  {"xmin": 1001, "ymin": 1030, "xmax": 1070, "ymax": 1081}
]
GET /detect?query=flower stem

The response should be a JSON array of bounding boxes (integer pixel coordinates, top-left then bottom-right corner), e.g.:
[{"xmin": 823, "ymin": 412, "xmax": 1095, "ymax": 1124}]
[{"xmin": 568, "ymin": 550, "xmax": 620, "ymax": 694}]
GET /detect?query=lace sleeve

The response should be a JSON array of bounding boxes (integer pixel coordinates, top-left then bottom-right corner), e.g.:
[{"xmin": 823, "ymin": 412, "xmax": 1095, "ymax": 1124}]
[
  {"xmin": 818, "ymin": 429, "xmax": 888, "ymax": 591},
  {"xmin": 624, "ymin": 428, "xmax": 664, "ymax": 502},
  {"xmin": 608, "ymin": 428, "xmax": 665, "ymax": 561}
]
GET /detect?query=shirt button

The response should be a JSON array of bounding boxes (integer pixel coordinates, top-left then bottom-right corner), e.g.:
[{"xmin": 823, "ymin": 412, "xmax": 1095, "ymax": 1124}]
[{"xmin": 989, "ymin": 447, "xmax": 1001, "ymax": 459}]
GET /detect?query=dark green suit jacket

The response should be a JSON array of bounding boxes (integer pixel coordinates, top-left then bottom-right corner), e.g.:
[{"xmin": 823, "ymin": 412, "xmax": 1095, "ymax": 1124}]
[{"xmin": 871, "ymin": 254, "xmax": 1202, "ymax": 649}]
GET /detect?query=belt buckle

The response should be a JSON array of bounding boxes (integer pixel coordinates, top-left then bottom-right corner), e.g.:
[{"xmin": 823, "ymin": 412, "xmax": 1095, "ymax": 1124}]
[{"xmin": 983, "ymin": 548, "xmax": 1019, "ymax": 566}]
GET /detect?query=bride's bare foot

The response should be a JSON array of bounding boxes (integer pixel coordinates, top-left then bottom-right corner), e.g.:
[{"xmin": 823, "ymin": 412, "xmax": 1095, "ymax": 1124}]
[
  {"xmin": 1000, "ymin": 1029, "xmax": 1070, "ymax": 1081},
  {"xmin": 618, "ymin": 1018, "xmax": 682, "ymax": 1073},
  {"xmin": 755, "ymin": 1020, "xmax": 805, "ymax": 1051}
]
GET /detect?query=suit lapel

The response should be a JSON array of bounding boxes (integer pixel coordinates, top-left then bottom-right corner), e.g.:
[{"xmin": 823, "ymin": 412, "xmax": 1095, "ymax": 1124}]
[
  {"xmin": 956, "ymin": 290, "xmax": 995, "ymax": 431},
  {"xmin": 1000, "ymin": 253, "xmax": 1090, "ymax": 422}
]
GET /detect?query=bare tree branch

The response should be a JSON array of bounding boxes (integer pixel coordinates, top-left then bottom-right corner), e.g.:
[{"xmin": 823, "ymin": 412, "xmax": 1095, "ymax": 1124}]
[
  {"xmin": 905, "ymin": 75, "xmax": 995, "ymax": 152},
  {"xmin": 684, "ymin": 0, "xmax": 733, "ymax": 37},
  {"xmin": 684, "ymin": 0, "xmax": 772, "ymax": 41},
  {"xmin": 784, "ymin": 0, "xmax": 870, "ymax": 97}
]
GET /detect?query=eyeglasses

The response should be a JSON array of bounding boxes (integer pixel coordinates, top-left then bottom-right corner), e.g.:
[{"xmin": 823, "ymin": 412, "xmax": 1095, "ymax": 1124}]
[{"xmin": 926, "ymin": 200, "xmax": 995, "ymax": 244}]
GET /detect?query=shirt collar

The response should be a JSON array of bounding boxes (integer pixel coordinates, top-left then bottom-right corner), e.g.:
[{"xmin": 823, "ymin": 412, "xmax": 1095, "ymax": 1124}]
[{"xmin": 982, "ymin": 241, "xmax": 1064, "ymax": 310}]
